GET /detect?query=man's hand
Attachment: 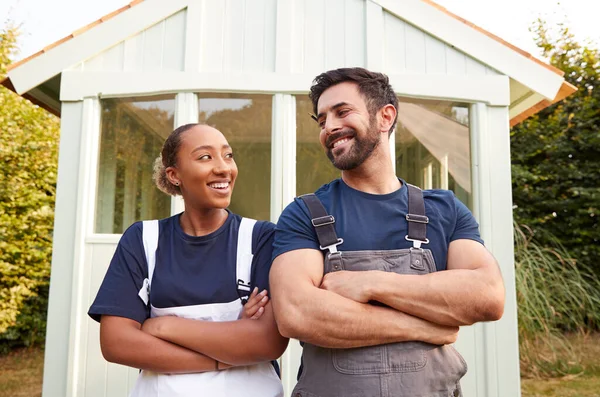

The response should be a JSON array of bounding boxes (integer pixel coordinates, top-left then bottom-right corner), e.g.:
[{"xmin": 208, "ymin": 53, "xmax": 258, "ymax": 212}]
[{"xmin": 320, "ymin": 270, "xmax": 375, "ymax": 303}]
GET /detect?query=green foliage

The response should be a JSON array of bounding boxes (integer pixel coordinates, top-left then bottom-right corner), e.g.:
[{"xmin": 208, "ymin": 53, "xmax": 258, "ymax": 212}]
[
  {"xmin": 515, "ymin": 223, "xmax": 600, "ymax": 377},
  {"xmin": 515, "ymin": 223, "xmax": 600, "ymax": 335},
  {"xmin": 0, "ymin": 27, "xmax": 60, "ymax": 351},
  {"xmin": 511, "ymin": 20, "xmax": 600, "ymax": 274}
]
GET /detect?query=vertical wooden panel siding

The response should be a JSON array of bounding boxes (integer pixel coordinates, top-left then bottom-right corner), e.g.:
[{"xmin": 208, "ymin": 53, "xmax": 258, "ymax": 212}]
[
  {"xmin": 83, "ymin": 243, "xmax": 120, "ymax": 397},
  {"xmin": 200, "ymin": 0, "xmax": 276, "ymax": 73},
  {"xmin": 291, "ymin": 0, "xmax": 365, "ymax": 74},
  {"xmin": 163, "ymin": 10, "xmax": 187, "ymax": 71},
  {"xmin": 82, "ymin": 10, "xmax": 186, "ymax": 72},
  {"xmin": 383, "ymin": 10, "xmax": 496, "ymax": 76},
  {"xmin": 345, "ymin": 0, "xmax": 366, "ymax": 68},
  {"xmin": 74, "ymin": 4, "xmax": 498, "ymax": 78}
]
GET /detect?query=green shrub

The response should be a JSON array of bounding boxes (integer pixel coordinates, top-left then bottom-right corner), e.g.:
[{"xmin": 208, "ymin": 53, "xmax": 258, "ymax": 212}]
[
  {"xmin": 511, "ymin": 20, "xmax": 600, "ymax": 276},
  {"xmin": 0, "ymin": 27, "xmax": 59, "ymax": 353}
]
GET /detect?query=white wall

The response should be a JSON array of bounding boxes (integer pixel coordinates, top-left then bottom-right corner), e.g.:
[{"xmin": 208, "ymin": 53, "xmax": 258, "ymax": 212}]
[
  {"xmin": 42, "ymin": 101, "xmax": 83, "ymax": 397},
  {"xmin": 383, "ymin": 10, "xmax": 498, "ymax": 76},
  {"xmin": 81, "ymin": 242, "xmax": 139, "ymax": 397},
  {"xmin": 71, "ymin": 0, "xmax": 495, "ymax": 77},
  {"xmin": 75, "ymin": 10, "xmax": 187, "ymax": 72}
]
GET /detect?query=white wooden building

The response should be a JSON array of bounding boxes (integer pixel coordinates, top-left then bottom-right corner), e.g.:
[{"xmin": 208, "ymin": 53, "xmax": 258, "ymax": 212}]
[{"xmin": 1, "ymin": 0, "xmax": 575, "ymax": 396}]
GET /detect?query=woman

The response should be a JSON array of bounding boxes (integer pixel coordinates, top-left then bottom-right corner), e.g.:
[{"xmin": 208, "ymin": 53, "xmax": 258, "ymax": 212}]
[{"xmin": 88, "ymin": 123, "xmax": 288, "ymax": 397}]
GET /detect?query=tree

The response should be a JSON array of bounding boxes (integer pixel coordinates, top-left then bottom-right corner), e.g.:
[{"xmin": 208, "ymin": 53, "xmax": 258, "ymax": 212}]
[
  {"xmin": 0, "ymin": 26, "xmax": 60, "ymax": 351},
  {"xmin": 511, "ymin": 20, "xmax": 600, "ymax": 274}
]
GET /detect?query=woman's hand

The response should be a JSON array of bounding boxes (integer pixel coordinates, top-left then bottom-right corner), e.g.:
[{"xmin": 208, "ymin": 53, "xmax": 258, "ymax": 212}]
[{"xmin": 241, "ymin": 287, "xmax": 269, "ymax": 320}]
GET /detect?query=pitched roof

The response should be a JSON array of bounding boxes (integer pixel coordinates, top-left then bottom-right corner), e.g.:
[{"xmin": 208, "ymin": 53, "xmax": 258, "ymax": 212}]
[
  {"xmin": 416, "ymin": 0, "xmax": 577, "ymax": 125},
  {"xmin": 5, "ymin": 0, "xmax": 143, "ymax": 73},
  {"xmin": 1, "ymin": 0, "xmax": 576, "ymax": 124},
  {"xmin": 420, "ymin": 0, "xmax": 564, "ymax": 77}
]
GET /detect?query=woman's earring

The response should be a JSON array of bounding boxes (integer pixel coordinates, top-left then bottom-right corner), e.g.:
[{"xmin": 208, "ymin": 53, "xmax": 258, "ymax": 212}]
[{"xmin": 175, "ymin": 182, "xmax": 180, "ymax": 186}]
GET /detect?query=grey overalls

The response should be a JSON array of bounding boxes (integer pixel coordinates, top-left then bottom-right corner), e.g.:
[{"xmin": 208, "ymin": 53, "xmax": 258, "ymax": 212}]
[{"xmin": 292, "ymin": 184, "xmax": 467, "ymax": 397}]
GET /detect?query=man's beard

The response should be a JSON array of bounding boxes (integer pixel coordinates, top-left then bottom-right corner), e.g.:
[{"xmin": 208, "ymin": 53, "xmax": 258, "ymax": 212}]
[{"xmin": 326, "ymin": 121, "xmax": 381, "ymax": 171}]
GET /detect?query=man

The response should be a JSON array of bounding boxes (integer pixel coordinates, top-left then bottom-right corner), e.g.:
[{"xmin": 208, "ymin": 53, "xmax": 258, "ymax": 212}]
[{"xmin": 270, "ymin": 68, "xmax": 505, "ymax": 397}]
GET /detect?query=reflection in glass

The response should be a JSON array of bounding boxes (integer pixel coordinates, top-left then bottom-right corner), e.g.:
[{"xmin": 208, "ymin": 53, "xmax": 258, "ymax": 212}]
[
  {"xmin": 295, "ymin": 96, "xmax": 341, "ymax": 195},
  {"xmin": 395, "ymin": 98, "xmax": 471, "ymax": 208},
  {"xmin": 198, "ymin": 94, "xmax": 272, "ymax": 221},
  {"xmin": 293, "ymin": 96, "xmax": 472, "ymax": 208},
  {"xmin": 96, "ymin": 95, "xmax": 175, "ymax": 234}
]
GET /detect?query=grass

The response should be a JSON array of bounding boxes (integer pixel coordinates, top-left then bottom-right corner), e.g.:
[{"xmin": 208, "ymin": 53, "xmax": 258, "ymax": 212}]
[
  {"xmin": 0, "ymin": 336, "xmax": 599, "ymax": 397},
  {"xmin": 0, "ymin": 346, "xmax": 43, "ymax": 397},
  {"xmin": 521, "ymin": 333, "xmax": 600, "ymax": 397},
  {"xmin": 522, "ymin": 375, "xmax": 600, "ymax": 397}
]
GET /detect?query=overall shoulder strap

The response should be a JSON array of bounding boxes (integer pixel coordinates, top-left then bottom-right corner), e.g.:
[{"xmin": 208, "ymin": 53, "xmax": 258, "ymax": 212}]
[
  {"xmin": 237, "ymin": 217, "xmax": 256, "ymax": 302},
  {"xmin": 138, "ymin": 220, "xmax": 159, "ymax": 306},
  {"xmin": 299, "ymin": 193, "xmax": 342, "ymax": 254},
  {"xmin": 405, "ymin": 184, "xmax": 429, "ymax": 248},
  {"xmin": 142, "ymin": 220, "xmax": 160, "ymax": 286}
]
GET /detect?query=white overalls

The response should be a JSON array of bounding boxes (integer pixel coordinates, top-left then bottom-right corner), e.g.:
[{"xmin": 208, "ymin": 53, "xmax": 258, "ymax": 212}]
[{"xmin": 129, "ymin": 218, "xmax": 283, "ymax": 397}]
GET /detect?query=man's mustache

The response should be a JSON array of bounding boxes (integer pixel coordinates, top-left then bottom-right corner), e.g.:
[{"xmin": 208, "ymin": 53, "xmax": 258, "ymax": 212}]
[{"xmin": 325, "ymin": 129, "xmax": 356, "ymax": 149}]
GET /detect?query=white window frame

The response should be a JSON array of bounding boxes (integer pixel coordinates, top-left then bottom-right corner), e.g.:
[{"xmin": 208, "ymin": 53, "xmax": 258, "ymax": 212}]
[{"xmin": 84, "ymin": 93, "xmax": 180, "ymax": 244}]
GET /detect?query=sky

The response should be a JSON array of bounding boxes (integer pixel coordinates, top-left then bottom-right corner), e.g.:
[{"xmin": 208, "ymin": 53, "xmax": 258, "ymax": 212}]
[{"xmin": 1, "ymin": 0, "xmax": 600, "ymax": 63}]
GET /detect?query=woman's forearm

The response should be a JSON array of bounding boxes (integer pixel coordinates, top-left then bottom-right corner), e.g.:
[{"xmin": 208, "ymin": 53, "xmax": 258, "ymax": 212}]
[
  {"xmin": 100, "ymin": 315, "xmax": 222, "ymax": 373},
  {"xmin": 143, "ymin": 303, "xmax": 288, "ymax": 365}
]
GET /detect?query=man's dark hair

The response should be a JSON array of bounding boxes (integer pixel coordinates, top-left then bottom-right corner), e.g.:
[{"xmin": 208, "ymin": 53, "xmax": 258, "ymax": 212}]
[{"xmin": 308, "ymin": 67, "xmax": 399, "ymax": 136}]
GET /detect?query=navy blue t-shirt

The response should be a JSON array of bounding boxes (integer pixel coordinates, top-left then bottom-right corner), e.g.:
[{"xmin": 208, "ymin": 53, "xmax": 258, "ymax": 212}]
[
  {"xmin": 89, "ymin": 211, "xmax": 275, "ymax": 324},
  {"xmin": 273, "ymin": 179, "xmax": 483, "ymax": 270}
]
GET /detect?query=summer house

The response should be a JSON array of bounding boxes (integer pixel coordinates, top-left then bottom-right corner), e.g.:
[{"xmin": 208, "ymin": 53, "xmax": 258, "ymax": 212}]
[{"xmin": 1, "ymin": 0, "xmax": 575, "ymax": 396}]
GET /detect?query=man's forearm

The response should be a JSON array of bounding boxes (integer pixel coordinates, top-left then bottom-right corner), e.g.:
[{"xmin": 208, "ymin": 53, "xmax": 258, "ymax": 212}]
[
  {"xmin": 368, "ymin": 268, "xmax": 505, "ymax": 326},
  {"xmin": 273, "ymin": 286, "xmax": 457, "ymax": 348}
]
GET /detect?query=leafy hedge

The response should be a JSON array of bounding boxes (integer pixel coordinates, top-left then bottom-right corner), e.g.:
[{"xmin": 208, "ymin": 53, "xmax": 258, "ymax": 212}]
[
  {"xmin": 511, "ymin": 20, "xmax": 600, "ymax": 275},
  {"xmin": 0, "ymin": 28, "xmax": 60, "ymax": 352}
]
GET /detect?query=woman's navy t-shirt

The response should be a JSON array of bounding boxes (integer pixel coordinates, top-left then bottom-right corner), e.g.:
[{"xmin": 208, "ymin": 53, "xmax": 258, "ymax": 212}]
[{"xmin": 89, "ymin": 212, "xmax": 275, "ymax": 324}]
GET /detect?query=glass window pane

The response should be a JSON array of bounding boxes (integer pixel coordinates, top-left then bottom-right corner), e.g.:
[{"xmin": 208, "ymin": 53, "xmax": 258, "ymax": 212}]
[
  {"xmin": 294, "ymin": 95, "xmax": 472, "ymax": 208},
  {"xmin": 96, "ymin": 95, "xmax": 175, "ymax": 234},
  {"xmin": 395, "ymin": 98, "xmax": 472, "ymax": 208},
  {"xmin": 198, "ymin": 94, "xmax": 272, "ymax": 221},
  {"xmin": 296, "ymin": 95, "xmax": 340, "ymax": 195}
]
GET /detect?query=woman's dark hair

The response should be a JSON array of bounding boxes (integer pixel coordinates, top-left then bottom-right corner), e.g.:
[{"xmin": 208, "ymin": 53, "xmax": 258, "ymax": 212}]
[
  {"xmin": 308, "ymin": 67, "xmax": 399, "ymax": 136},
  {"xmin": 153, "ymin": 123, "xmax": 199, "ymax": 196}
]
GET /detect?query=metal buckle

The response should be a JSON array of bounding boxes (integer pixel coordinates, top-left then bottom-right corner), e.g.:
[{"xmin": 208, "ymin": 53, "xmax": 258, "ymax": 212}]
[
  {"xmin": 311, "ymin": 215, "xmax": 335, "ymax": 227},
  {"xmin": 406, "ymin": 214, "xmax": 429, "ymax": 224},
  {"xmin": 405, "ymin": 235, "xmax": 429, "ymax": 249},
  {"xmin": 320, "ymin": 238, "xmax": 344, "ymax": 254}
]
